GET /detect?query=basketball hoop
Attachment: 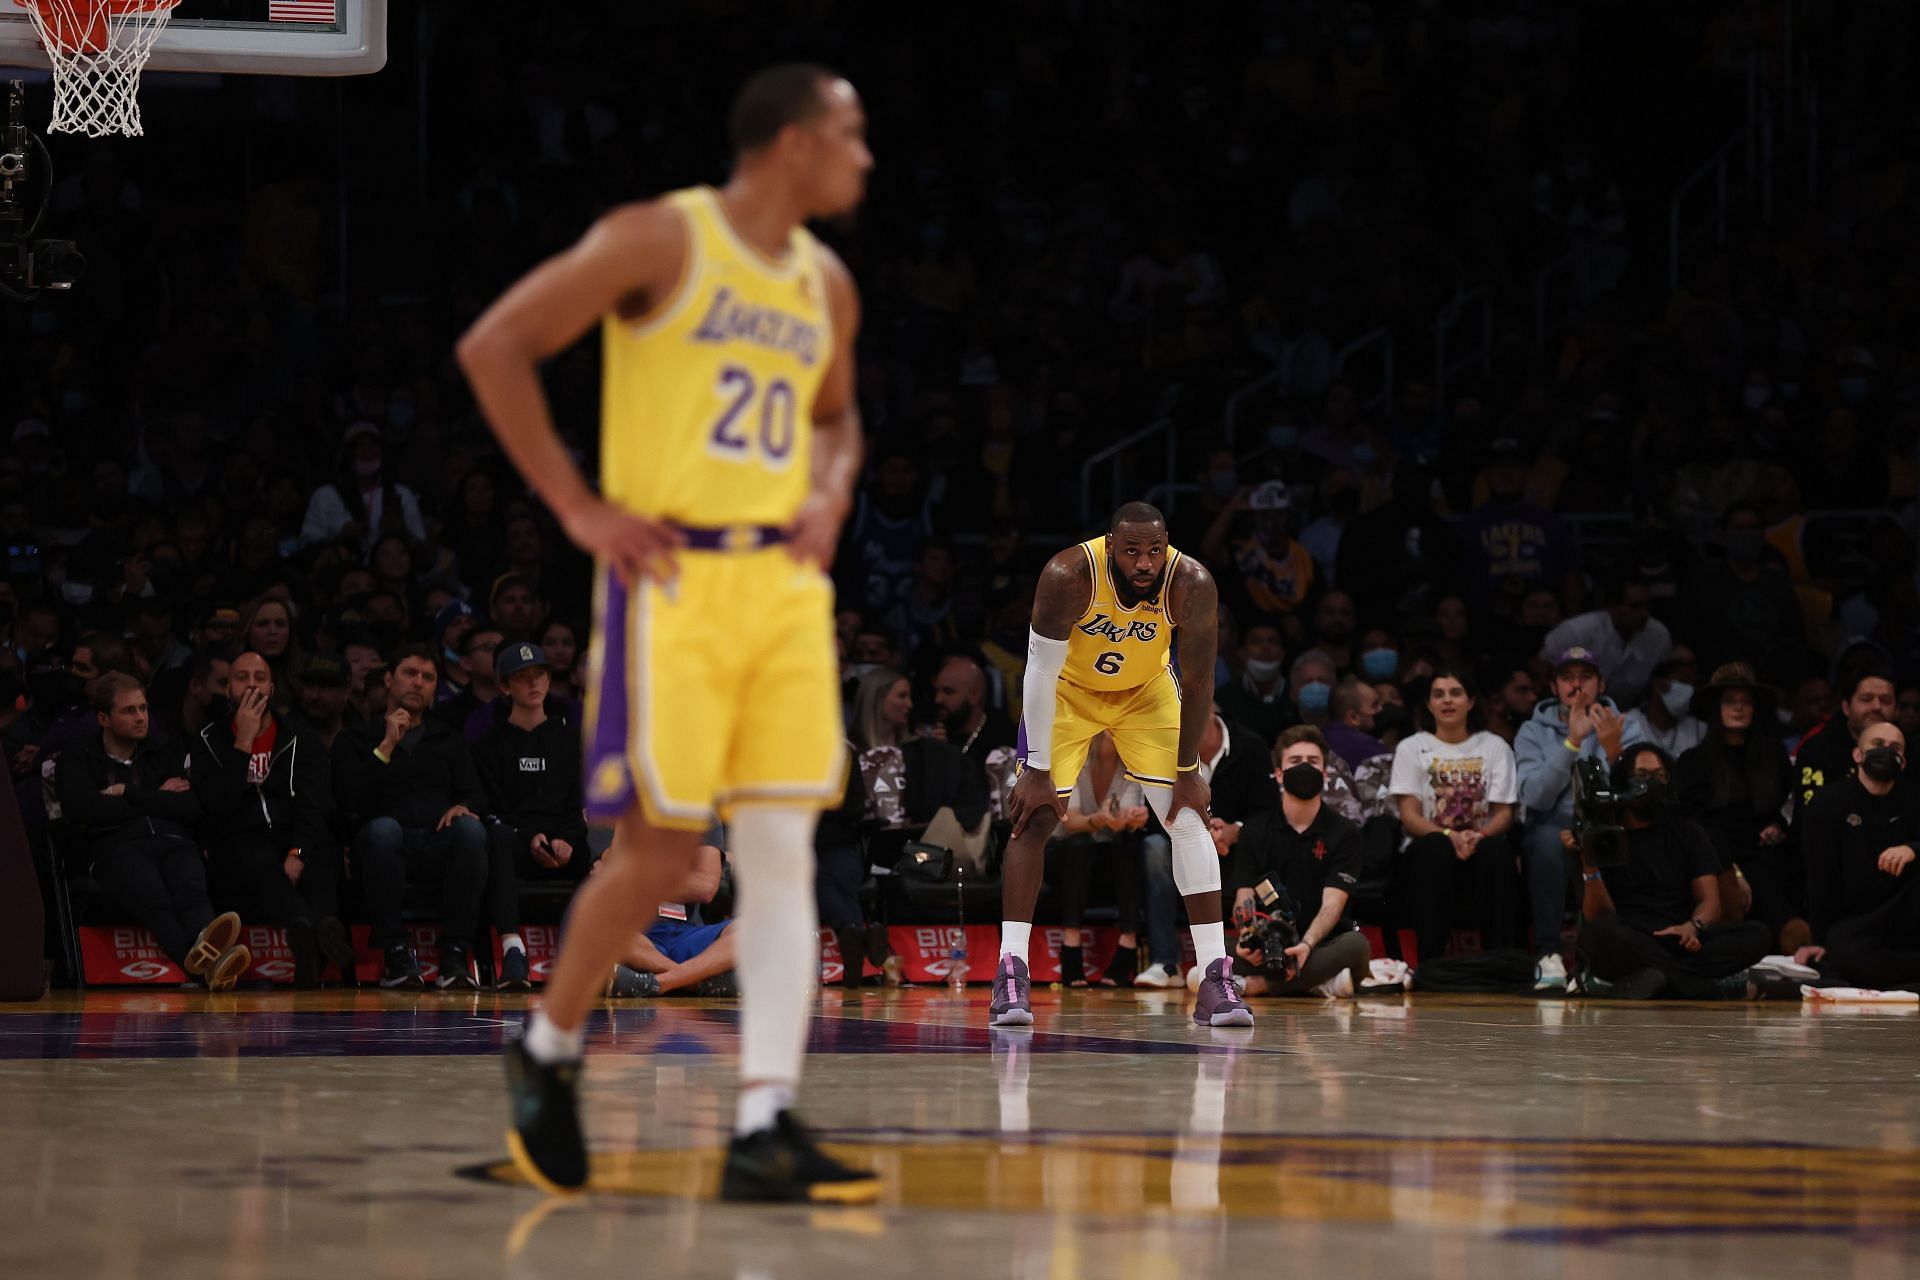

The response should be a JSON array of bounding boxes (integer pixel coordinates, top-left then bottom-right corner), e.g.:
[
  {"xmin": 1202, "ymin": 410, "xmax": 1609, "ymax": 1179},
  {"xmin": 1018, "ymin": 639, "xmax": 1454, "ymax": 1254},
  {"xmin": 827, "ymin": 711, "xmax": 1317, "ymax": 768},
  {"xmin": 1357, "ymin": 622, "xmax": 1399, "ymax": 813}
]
[{"xmin": 13, "ymin": 0, "xmax": 180, "ymax": 137}]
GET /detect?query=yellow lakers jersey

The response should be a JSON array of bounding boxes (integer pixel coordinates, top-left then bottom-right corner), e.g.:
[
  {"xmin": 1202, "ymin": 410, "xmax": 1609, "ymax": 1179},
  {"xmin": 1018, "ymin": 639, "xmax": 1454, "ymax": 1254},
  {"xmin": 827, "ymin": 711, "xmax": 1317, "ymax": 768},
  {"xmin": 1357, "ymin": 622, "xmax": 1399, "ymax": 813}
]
[
  {"xmin": 1063, "ymin": 537, "xmax": 1182, "ymax": 691},
  {"xmin": 600, "ymin": 186, "xmax": 835, "ymax": 526}
]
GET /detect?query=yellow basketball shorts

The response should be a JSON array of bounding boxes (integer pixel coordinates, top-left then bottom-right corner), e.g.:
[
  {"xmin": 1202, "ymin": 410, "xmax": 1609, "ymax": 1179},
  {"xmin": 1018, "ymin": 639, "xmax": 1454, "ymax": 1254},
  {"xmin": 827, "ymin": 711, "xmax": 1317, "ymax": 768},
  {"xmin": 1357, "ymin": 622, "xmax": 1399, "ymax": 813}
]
[
  {"xmin": 1017, "ymin": 672, "xmax": 1182, "ymax": 796},
  {"xmin": 582, "ymin": 547, "xmax": 845, "ymax": 830}
]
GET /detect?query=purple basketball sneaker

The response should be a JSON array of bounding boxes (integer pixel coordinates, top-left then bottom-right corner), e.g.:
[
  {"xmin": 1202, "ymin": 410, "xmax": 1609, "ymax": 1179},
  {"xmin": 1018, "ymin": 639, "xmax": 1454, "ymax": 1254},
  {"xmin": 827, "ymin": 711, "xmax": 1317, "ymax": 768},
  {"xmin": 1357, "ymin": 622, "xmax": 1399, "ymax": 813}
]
[
  {"xmin": 989, "ymin": 954, "xmax": 1034, "ymax": 1027},
  {"xmin": 1193, "ymin": 957, "xmax": 1254, "ymax": 1027}
]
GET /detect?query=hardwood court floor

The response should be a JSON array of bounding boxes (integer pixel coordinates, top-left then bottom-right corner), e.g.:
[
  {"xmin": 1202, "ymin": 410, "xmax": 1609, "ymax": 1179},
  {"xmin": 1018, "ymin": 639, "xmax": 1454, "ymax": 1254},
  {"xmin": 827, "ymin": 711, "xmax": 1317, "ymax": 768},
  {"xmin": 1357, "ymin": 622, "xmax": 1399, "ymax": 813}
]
[{"xmin": 4, "ymin": 985, "xmax": 1917, "ymax": 1278}]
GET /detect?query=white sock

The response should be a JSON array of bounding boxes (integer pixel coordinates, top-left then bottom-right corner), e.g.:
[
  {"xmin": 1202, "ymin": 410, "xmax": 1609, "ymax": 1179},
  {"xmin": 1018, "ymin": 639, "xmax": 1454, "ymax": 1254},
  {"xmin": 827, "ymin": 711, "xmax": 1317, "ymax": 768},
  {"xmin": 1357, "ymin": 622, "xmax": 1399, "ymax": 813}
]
[
  {"xmin": 502, "ymin": 933, "xmax": 525, "ymax": 954},
  {"xmin": 1191, "ymin": 921, "xmax": 1227, "ymax": 972},
  {"xmin": 728, "ymin": 806, "xmax": 819, "ymax": 1117},
  {"xmin": 1000, "ymin": 921, "xmax": 1032, "ymax": 961},
  {"xmin": 736, "ymin": 1082, "xmax": 796, "ymax": 1136},
  {"xmin": 524, "ymin": 1009, "xmax": 582, "ymax": 1064}
]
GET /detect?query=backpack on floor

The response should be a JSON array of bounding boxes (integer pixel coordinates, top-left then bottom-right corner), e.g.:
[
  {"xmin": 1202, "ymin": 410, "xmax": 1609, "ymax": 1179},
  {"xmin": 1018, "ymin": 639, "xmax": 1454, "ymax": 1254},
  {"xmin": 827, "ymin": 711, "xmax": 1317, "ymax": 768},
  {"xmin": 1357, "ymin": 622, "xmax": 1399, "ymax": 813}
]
[{"xmin": 1409, "ymin": 949, "xmax": 1539, "ymax": 994}]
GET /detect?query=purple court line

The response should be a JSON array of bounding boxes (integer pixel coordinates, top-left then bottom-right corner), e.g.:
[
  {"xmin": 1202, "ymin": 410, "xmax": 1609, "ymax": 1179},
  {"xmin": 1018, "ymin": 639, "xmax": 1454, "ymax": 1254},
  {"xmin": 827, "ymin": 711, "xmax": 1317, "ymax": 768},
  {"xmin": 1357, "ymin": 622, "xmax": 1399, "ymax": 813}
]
[{"xmin": 0, "ymin": 1007, "xmax": 1268, "ymax": 1061}]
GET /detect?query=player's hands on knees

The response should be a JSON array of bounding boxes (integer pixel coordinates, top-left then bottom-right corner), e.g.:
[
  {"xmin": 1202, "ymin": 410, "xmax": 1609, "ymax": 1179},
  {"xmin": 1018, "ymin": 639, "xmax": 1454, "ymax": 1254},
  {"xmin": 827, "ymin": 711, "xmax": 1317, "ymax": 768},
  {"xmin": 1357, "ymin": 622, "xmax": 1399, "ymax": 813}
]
[
  {"xmin": 786, "ymin": 490, "xmax": 848, "ymax": 572},
  {"xmin": 1008, "ymin": 769, "xmax": 1062, "ymax": 838},
  {"xmin": 563, "ymin": 497, "xmax": 685, "ymax": 586},
  {"xmin": 1169, "ymin": 771, "xmax": 1211, "ymax": 828}
]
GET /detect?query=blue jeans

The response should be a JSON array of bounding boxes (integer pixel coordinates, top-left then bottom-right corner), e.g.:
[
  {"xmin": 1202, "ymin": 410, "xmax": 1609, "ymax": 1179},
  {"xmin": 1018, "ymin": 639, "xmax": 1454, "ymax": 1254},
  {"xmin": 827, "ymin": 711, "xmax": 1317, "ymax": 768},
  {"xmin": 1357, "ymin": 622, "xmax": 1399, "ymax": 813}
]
[
  {"xmin": 1522, "ymin": 820, "xmax": 1573, "ymax": 958},
  {"xmin": 355, "ymin": 815, "xmax": 489, "ymax": 949},
  {"xmin": 1140, "ymin": 832, "xmax": 1180, "ymax": 968}
]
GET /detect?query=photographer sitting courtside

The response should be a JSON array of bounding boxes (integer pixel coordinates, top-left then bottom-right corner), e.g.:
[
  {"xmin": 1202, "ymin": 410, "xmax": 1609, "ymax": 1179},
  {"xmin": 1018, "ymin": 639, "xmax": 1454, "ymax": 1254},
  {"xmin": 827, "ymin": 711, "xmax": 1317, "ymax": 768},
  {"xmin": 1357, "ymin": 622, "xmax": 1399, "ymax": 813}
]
[
  {"xmin": 1569, "ymin": 744, "xmax": 1771, "ymax": 999},
  {"xmin": 1229, "ymin": 726, "xmax": 1373, "ymax": 997},
  {"xmin": 475, "ymin": 641, "xmax": 589, "ymax": 991},
  {"xmin": 333, "ymin": 644, "xmax": 490, "ymax": 991},
  {"xmin": 56, "ymin": 672, "xmax": 251, "ymax": 990},
  {"xmin": 192, "ymin": 650, "xmax": 355, "ymax": 988}
]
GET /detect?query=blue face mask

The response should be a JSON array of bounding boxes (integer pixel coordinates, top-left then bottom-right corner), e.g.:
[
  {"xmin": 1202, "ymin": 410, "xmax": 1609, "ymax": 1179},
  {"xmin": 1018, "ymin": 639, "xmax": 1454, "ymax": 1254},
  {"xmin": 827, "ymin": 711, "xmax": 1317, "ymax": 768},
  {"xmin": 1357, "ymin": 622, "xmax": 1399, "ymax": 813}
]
[
  {"xmin": 1661, "ymin": 681, "xmax": 1694, "ymax": 718},
  {"xmin": 1360, "ymin": 648, "xmax": 1399, "ymax": 680},
  {"xmin": 1268, "ymin": 424, "xmax": 1299, "ymax": 451},
  {"xmin": 1296, "ymin": 680, "xmax": 1333, "ymax": 714},
  {"xmin": 1839, "ymin": 376, "xmax": 1871, "ymax": 404},
  {"xmin": 443, "ymin": 646, "xmax": 462, "ymax": 667}
]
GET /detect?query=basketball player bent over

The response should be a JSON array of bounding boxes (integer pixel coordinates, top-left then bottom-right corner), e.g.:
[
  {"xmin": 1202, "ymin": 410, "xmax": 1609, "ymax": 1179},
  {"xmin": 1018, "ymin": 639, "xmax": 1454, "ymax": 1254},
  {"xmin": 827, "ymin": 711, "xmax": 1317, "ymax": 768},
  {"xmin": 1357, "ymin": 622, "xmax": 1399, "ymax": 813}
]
[
  {"xmin": 994, "ymin": 504, "xmax": 1254, "ymax": 1029},
  {"xmin": 457, "ymin": 65, "xmax": 878, "ymax": 1203}
]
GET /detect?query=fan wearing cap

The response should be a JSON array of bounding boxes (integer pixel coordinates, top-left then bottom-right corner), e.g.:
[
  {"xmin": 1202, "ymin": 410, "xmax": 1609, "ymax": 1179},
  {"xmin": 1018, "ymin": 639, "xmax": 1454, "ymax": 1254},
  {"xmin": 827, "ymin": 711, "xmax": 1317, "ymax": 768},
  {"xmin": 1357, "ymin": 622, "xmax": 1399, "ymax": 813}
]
[
  {"xmin": 431, "ymin": 599, "xmax": 477, "ymax": 707},
  {"xmin": 475, "ymin": 641, "xmax": 590, "ymax": 990},
  {"xmin": 1201, "ymin": 480, "xmax": 1314, "ymax": 619},
  {"xmin": 1512, "ymin": 646, "xmax": 1627, "ymax": 990},
  {"xmin": 297, "ymin": 654, "xmax": 353, "ymax": 752},
  {"xmin": 1539, "ymin": 572, "xmax": 1671, "ymax": 710},
  {"xmin": 299, "ymin": 422, "xmax": 426, "ymax": 556},
  {"xmin": 1673, "ymin": 664, "xmax": 1807, "ymax": 952}
]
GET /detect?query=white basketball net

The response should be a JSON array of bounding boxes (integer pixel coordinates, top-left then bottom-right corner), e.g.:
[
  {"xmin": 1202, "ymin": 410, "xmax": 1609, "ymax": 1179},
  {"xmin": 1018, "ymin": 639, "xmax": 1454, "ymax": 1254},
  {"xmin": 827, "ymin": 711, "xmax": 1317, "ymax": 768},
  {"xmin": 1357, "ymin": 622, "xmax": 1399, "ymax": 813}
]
[{"xmin": 17, "ymin": 0, "xmax": 180, "ymax": 137}]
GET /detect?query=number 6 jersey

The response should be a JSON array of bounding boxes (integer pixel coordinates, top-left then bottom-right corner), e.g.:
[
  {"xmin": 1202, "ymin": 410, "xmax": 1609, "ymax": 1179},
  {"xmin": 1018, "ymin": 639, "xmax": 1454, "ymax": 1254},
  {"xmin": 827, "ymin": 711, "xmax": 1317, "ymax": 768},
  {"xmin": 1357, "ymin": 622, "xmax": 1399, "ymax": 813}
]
[
  {"xmin": 599, "ymin": 185, "xmax": 834, "ymax": 527},
  {"xmin": 1062, "ymin": 536, "xmax": 1183, "ymax": 691}
]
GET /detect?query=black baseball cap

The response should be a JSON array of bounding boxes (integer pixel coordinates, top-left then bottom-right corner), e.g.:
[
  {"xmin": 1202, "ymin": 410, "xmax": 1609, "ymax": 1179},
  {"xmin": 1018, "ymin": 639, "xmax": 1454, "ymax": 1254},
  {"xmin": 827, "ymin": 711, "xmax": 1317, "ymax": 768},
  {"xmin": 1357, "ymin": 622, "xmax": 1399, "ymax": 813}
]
[
  {"xmin": 497, "ymin": 641, "xmax": 549, "ymax": 681},
  {"xmin": 301, "ymin": 654, "xmax": 351, "ymax": 687}
]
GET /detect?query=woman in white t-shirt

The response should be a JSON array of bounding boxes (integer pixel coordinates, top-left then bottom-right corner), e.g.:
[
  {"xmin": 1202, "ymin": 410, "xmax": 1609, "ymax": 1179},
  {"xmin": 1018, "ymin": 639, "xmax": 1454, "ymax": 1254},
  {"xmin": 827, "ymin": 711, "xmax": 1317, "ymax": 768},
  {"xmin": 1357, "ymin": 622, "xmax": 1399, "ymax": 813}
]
[{"xmin": 1389, "ymin": 667, "xmax": 1521, "ymax": 962}]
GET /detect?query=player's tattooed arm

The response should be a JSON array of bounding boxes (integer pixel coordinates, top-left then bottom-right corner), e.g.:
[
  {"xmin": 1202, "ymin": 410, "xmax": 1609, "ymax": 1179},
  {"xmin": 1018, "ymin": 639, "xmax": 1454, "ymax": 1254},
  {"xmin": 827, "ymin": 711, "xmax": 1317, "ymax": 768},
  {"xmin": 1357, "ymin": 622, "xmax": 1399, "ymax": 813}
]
[
  {"xmin": 791, "ymin": 246, "xmax": 864, "ymax": 570},
  {"xmin": 1170, "ymin": 557, "xmax": 1220, "ymax": 770},
  {"xmin": 1031, "ymin": 549, "xmax": 1094, "ymax": 642}
]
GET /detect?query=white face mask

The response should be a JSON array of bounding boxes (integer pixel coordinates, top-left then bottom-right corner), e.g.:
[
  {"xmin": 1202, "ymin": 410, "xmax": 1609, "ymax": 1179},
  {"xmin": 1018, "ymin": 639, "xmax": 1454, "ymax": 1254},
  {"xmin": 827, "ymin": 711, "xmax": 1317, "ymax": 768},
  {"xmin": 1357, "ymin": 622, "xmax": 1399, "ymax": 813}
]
[{"xmin": 1245, "ymin": 658, "xmax": 1284, "ymax": 683}]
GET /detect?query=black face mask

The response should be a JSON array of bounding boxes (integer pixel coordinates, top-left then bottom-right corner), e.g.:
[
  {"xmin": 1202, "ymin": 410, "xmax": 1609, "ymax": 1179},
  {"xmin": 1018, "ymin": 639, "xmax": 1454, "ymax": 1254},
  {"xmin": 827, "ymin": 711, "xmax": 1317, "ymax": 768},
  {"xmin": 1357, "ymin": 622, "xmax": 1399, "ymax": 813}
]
[
  {"xmin": 1372, "ymin": 704, "xmax": 1407, "ymax": 735},
  {"xmin": 1861, "ymin": 746, "xmax": 1904, "ymax": 783},
  {"xmin": 1281, "ymin": 762, "xmax": 1325, "ymax": 800},
  {"xmin": 1623, "ymin": 778, "xmax": 1673, "ymax": 817}
]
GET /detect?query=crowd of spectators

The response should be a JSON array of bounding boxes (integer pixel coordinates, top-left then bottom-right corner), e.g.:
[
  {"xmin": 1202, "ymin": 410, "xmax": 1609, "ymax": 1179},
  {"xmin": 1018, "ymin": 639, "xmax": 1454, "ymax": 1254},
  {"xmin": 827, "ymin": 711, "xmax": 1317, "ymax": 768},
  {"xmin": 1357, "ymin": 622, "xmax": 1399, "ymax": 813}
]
[{"xmin": 5, "ymin": 2, "xmax": 1920, "ymax": 997}]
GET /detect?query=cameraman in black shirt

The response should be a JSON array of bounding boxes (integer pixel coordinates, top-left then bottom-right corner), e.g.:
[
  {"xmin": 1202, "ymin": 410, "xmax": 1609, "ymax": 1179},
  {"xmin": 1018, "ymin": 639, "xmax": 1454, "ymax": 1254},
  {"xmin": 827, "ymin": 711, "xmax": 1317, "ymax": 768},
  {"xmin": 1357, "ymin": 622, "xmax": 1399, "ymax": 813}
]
[
  {"xmin": 1228, "ymin": 726, "xmax": 1373, "ymax": 997},
  {"xmin": 1572, "ymin": 744, "xmax": 1771, "ymax": 998}
]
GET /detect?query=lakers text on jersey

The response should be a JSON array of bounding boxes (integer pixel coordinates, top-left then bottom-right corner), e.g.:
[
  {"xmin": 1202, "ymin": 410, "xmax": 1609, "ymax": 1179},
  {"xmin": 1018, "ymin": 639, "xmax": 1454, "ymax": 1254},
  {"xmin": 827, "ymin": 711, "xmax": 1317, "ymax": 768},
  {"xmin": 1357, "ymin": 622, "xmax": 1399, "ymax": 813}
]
[
  {"xmin": 583, "ymin": 187, "xmax": 844, "ymax": 828},
  {"xmin": 1016, "ymin": 538, "xmax": 1184, "ymax": 795}
]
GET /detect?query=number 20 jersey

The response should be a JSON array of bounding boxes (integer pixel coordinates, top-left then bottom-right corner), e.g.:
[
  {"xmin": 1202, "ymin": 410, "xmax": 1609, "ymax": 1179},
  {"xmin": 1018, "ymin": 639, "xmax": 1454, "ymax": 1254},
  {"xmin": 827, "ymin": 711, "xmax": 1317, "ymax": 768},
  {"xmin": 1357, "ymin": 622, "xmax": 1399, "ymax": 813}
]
[
  {"xmin": 1062, "ymin": 537, "xmax": 1183, "ymax": 691},
  {"xmin": 600, "ymin": 186, "xmax": 834, "ymax": 527}
]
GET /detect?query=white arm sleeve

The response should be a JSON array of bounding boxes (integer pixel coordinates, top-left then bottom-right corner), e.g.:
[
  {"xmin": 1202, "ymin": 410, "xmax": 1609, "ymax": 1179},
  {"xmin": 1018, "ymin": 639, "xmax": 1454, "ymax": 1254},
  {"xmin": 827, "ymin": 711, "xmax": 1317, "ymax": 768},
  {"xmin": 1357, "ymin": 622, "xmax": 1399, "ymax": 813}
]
[{"xmin": 1020, "ymin": 630, "xmax": 1070, "ymax": 770}]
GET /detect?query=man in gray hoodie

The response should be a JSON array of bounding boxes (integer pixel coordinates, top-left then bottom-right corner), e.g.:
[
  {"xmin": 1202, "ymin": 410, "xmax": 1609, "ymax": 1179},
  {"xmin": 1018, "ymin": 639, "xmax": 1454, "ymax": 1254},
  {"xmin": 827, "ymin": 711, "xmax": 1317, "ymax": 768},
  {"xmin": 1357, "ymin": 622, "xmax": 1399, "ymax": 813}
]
[{"xmin": 1514, "ymin": 647, "xmax": 1626, "ymax": 988}]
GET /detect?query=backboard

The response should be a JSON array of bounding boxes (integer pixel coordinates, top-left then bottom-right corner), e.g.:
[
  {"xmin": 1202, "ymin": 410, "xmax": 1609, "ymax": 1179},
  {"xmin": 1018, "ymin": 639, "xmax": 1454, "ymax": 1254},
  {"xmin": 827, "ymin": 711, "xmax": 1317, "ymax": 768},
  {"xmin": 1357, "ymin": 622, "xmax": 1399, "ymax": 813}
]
[{"xmin": 0, "ymin": 0, "xmax": 386, "ymax": 76}]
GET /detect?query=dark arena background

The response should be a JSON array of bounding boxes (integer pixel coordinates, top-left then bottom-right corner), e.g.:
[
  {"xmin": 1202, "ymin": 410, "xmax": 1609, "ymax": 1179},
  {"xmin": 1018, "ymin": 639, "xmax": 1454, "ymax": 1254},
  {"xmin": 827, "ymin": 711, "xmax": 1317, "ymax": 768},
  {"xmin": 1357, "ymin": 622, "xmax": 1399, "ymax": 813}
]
[{"xmin": 5, "ymin": 3, "xmax": 1920, "ymax": 1277}]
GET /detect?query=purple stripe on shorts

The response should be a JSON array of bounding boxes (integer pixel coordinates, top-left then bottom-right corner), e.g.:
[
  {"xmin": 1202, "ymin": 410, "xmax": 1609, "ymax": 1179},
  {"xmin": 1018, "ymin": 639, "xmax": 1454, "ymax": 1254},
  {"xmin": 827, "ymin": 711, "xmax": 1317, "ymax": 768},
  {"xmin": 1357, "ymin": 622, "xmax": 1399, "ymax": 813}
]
[{"xmin": 583, "ymin": 565, "xmax": 637, "ymax": 822}]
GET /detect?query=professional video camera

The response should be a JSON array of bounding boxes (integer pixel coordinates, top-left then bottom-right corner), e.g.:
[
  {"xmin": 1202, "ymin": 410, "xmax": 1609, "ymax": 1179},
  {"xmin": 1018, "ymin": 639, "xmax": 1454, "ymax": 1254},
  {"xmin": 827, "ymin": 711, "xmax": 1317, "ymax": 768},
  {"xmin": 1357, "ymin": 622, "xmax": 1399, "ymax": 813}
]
[
  {"xmin": 2, "ymin": 79, "xmax": 86, "ymax": 300},
  {"xmin": 1236, "ymin": 877, "xmax": 1302, "ymax": 981},
  {"xmin": 1569, "ymin": 756, "xmax": 1630, "ymax": 867}
]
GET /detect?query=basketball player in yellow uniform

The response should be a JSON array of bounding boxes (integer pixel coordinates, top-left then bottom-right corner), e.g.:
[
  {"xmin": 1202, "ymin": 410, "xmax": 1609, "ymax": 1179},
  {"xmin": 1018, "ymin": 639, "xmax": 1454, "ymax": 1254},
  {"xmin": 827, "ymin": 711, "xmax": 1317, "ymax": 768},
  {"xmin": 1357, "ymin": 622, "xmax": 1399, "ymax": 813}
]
[
  {"xmin": 994, "ymin": 502, "xmax": 1254, "ymax": 1028},
  {"xmin": 457, "ymin": 65, "xmax": 879, "ymax": 1203}
]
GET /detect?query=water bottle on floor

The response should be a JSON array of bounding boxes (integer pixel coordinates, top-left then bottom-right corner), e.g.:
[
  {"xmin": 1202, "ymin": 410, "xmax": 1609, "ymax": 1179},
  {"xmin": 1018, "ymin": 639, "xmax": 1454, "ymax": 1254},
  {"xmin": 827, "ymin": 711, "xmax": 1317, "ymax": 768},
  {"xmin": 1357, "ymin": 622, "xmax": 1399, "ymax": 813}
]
[{"xmin": 948, "ymin": 943, "xmax": 968, "ymax": 993}]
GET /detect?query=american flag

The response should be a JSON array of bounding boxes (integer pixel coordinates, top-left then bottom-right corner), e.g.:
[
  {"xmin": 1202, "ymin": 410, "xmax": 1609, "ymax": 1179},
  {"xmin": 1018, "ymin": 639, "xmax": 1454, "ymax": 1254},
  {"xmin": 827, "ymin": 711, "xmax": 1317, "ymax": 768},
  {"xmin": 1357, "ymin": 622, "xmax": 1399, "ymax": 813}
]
[{"xmin": 268, "ymin": 1, "xmax": 336, "ymax": 22}]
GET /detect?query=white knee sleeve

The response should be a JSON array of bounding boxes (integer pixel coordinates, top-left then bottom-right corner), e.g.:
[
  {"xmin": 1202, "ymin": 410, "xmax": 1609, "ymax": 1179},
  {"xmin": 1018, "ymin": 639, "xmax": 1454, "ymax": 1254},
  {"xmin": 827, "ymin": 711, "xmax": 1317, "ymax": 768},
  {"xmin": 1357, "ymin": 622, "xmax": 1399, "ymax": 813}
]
[
  {"xmin": 726, "ymin": 806, "xmax": 820, "ymax": 1087},
  {"xmin": 1145, "ymin": 786, "xmax": 1220, "ymax": 896}
]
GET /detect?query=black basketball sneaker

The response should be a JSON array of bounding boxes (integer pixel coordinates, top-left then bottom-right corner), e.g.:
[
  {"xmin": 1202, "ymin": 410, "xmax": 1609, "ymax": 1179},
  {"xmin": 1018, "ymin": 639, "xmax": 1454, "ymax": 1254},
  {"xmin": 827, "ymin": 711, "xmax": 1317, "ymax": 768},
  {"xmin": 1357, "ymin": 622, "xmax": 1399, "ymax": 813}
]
[
  {"xmin": 719, "ymin": 1110, "xmax": 881, "ymax": 1204},
  {"xmin": 503, "ymin": 1032, "xmax": 588, "ymax": 1194}
]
